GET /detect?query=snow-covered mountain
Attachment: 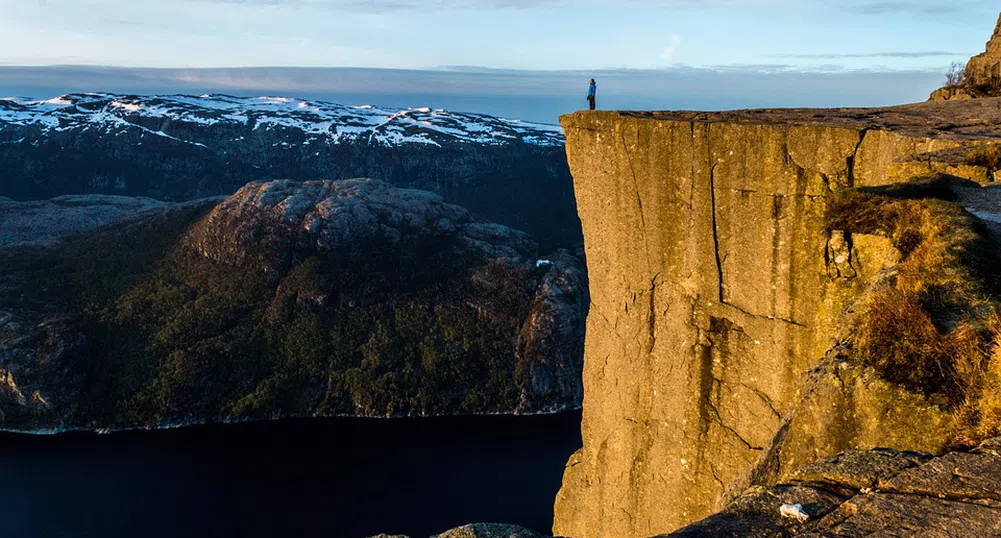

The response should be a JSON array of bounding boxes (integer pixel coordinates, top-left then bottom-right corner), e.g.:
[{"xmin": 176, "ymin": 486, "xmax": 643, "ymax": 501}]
[
  {"xmin": 0, "ymin": 93, "xmax": 564, "ymax": 148},
  {"xmin": 0, "ymin": 93, "xmax": 577, "ymax": 248}
]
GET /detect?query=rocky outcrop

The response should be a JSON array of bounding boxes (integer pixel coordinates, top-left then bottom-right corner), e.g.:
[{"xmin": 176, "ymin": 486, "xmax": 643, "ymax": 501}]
[
  {"xmin": 761, "ymin": 351, "xmax": 954, "ymax": 484},
  {"xmin": 369, "ymin": 523, "xmax": 547, "ymax": 538},
  {"xmin": 516, "ymin": 250, "xmax": 589, "ymax": 413},
  {"xmin": 930, "ymin": 13, "xmax": 1001, "ymax": 101},
  {"xmin": 0, "ymin": 94, "xmax": 579, "ymax": 249},
  {"xmin": 182, "ymin": 179, "xmax": 587, "ymax": 415},
  {"xmin": 664, "ymin": 439, "xmax": 1001, "ymax": 537},
  {"xmin": 963, "ymin": 16, "xmax": 1001, "ymax": 91},
  {"xmin": 186, "ymin": 179, "xmax": 537, "ymax": 271},
  {"xmin": 554, "ymin": 101, "xmax": 1001, "ymax": 538},
  {"xmin": 0, "ymin": 179, "xmax": 587, "ymax": 431},
  {"xmin": 430, "ymin": 524, "xmax": 546, "ymax": 538},
  {"xmin": 0, "ymin": 194, "xmax": 223, "ymax": 246},
  {"xmin": 374, "ymin": 440, "xmax": 1001, "ymax": 538},
  {"xmin": 0, "ymin": 310, "xmax": 87, "ymax": 429}
]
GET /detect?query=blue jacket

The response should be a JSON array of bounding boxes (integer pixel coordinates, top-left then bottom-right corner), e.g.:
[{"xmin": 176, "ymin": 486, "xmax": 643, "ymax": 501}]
[{"xmin": 588, "ymin": 82, "xmax": 596, "ymax": 98}]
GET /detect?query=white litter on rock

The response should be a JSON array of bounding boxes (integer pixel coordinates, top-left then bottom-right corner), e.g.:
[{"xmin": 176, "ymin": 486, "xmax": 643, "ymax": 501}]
[{"xmin": 779, "ymin": 503, "xmax": 810, "ymax": 523}]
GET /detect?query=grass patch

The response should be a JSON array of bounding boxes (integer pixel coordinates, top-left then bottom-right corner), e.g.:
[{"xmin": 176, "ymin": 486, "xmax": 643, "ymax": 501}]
[
  {"xmin": 966, "ymin": 145, "xmax": 1001, "ymax": 175},
  {"xmin": 960, "ymin": 319, "xmax": 1001, "ymax": 444},
  {"xmin": 824, "ymin": 176, "xmax": 1001, "ymax": 446}
]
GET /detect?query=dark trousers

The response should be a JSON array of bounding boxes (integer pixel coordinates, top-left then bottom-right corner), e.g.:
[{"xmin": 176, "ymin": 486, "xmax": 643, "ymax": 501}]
[{"xmin": 588, "ymin": 96, "xmax": 595, "ymax": 110}]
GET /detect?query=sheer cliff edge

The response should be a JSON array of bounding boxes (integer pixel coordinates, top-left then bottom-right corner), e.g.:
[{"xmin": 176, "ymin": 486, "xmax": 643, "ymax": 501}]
[{"xmin": 554, "ymin": 100, "xmax": 1001, "ymax": 537}]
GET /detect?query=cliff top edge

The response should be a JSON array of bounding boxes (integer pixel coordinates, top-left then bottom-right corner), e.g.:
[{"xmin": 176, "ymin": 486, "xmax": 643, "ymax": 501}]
[{"xmin": 561, "ymin": 97, "xmax": 1001, "ymax": 141}]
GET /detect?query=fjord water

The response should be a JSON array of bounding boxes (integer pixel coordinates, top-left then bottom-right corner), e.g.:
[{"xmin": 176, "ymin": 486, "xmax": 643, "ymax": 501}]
[{"xmin": 0, "ymin": 413, "xmax": 581, "ymax": 538}]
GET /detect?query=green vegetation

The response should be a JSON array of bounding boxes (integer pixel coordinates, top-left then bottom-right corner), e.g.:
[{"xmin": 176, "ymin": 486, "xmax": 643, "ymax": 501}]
[
  {"xmin": 824, "ymin": 176, "xmax": 1001, "ymax": 446},
  {"xmin": 1, "ymin": 205, "xmax": 543, "ymax": 429}
]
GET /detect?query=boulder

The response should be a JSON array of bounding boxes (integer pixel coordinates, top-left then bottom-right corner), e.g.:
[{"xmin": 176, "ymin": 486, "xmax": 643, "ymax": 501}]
[
  {"xmin": 368, "ymin": 523, "xmax": 548, "ymax": 538},
  {"xmin": 433, "ymin": 523, "xmax": 549, "ymax": 538}
]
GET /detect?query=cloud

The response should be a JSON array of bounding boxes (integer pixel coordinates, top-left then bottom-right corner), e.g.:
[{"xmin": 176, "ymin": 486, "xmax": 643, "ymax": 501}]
[
  {"xmin": 660, "ymin": 34, "xmax": 683, "ymax": 62},
  {"xmin": 850, "ymin": 1, "xmax": 970, "ymax": 15},
  {"xmin": 182, "ymin": 0, "xmax": 569, "ymax": 9},
  {"xmin": 179, "ymin": 0, "xmax": 996, "ymax": 13},
  {"xmin": 175, "ymin": 0, "xmax": 790, "ymax": 12},
  {"xmin": 769, "ymin": 51, "xmax": 967, "ymax": 60}
]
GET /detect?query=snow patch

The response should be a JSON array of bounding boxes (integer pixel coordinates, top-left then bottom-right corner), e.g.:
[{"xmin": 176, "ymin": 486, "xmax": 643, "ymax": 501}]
[
  {"xmin": 0, "ymin": 93, "xmax": 565, "ymax": 148},
  {"xmin": 39, "ymin": 96, "xmax": 74, "ymax": 108},
  {"xmin": 111, "ymin": 101, "xmax": 141, "ymax": 112}
]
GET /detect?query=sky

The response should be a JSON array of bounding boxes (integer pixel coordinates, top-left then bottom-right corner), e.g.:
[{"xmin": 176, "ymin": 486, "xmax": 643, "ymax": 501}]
[
  {"xmin": 0, "ymin": 0, "xmax": 997, "ymax": 72},
  {"xmin": 0, "ymin": 1, "xmax": 998, "ymax": 122}
]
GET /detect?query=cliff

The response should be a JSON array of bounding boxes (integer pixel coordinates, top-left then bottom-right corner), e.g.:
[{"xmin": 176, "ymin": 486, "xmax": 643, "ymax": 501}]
[
  {"xmin": 399, "ymin": 441, "xmax": 1001, "ymax": 538},
  {"xmin": 930, "ymin": 13, "xmax": 1001, "ymax": 101},
  {"xmin": 0, "ymin": 180, "xmax": 587, "ymax": 431},
  {"xmin": 375, "ymin": 439, "xmax": 1001, "ymax": 538},
  {"xmin": 554, "ymin": 100, "xmax": 1001, "ymax": 537}
]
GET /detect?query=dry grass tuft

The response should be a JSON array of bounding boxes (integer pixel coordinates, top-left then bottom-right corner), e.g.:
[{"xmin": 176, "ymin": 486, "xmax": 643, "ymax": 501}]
[
  {"xmin": 966, "ymin": 145, "xmax": 1001, "ymax": 174},
  {"xmin": 954, "ymin": 317, "xmax": 1001, "ymax": 446},
  {"xmin": 825, "ymin": 176, "xmax": 1001, "ymax": 447},
  {"xmin": 853, "ymin": 287, "xmax": 951, "ymax": 394}
]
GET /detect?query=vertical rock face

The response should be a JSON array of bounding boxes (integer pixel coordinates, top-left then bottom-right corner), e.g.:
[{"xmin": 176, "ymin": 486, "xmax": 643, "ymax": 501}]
[
  {"xmin": 0, "ymin": 310, "xmax": 88, "ymax": 428},
  {"xmin": 516, "ymin": 250, "xmax": 589, "ymax": 413},
  {"xmin": 963, "ymin": 14, "xmax": 1001, "ymax": 90},
  {"xmin": 553, "ymin": 104, "xmax": 1001, "ymax": 538},
  {"xmin": 930, "ymin": 13, "xmax": 1001, "ymax": 100}
]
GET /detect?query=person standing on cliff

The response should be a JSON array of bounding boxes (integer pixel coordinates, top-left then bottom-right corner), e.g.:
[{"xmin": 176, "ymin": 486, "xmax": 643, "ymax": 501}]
[{"xmin": 587, "ymin": 79, "xmax": 597, "ymax": 110}]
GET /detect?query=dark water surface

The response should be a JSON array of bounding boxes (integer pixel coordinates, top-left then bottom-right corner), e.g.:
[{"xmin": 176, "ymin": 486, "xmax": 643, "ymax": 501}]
[{"xmin": 0, "ymin": 412, "xmax": 581, "ymax": 538}]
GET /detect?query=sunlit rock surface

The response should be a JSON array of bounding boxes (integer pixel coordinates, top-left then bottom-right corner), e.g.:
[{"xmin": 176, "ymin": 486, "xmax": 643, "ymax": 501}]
[{"xmin": 554, "ymin": 100, "xmax": 1001, "ymax": 537}]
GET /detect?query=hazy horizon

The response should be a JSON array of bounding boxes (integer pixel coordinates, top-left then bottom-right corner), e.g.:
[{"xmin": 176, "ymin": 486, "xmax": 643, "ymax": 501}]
[
  {"xmin": 2, "ymin": 0, "xmax": 994, "ymax": 122},
  {"xmin": 0, "ymin": 65, "xmax": 948, "ymax": 124}
]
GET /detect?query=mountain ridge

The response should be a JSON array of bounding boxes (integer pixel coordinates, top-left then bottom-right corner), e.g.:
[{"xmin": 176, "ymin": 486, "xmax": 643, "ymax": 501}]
[
  {"xmin": 0, "ymin": 93, "xmax": 564, "ymax": 148},
  {"xmin": 0, "ymin": 92, "xmax": 579, "ymax": 250}
]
